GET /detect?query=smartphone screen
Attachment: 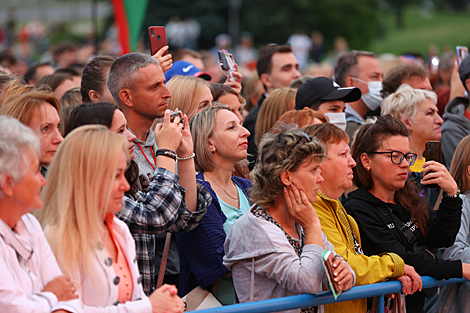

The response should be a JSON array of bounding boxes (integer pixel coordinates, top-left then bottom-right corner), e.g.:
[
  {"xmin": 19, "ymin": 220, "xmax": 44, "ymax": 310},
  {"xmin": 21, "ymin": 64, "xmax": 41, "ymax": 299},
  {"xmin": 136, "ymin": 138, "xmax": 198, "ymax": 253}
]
[
  {"xmin": 456, "ymin": 46, "xmax": 468, "ymax": 65},
  {"xmin": 148, "ymin": 26, "xmax": 168, "ymax": 56}
]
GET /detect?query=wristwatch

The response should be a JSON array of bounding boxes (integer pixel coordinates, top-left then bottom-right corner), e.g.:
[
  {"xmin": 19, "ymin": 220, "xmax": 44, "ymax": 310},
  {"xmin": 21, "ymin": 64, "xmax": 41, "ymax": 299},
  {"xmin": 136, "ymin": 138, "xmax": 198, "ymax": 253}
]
[{"xmin": 443, "ymin": 189, "xmax": 460, "ymax": 198}]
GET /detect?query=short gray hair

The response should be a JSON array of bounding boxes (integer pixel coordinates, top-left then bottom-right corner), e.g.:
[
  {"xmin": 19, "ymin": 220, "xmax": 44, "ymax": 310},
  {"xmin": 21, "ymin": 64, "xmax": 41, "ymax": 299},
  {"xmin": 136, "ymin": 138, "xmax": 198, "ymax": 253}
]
[
  {"xmin": 107, "ymin": 52, "xmax": 159, "ymax": 107},
  {"xmin": 0, "ymin": 116, "xmax": 41, "ymax": 195},
  {"xmin": 381, "ymin": 84, "xmax": 437, "ymax": 121}
]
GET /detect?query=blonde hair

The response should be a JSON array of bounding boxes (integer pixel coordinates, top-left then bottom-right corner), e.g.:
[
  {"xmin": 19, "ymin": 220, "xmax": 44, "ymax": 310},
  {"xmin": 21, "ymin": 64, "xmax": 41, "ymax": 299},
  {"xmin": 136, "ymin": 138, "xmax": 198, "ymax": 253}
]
[
  {"xmin": 38, "ymin": 125, "xmax": 128, "ymax": 280},
  {"xmin": 381, "ymin": 84, "xmax": 437, "ymax": 121},
  {"xmin": 166, "ymin": 75, "xmax": 211, "ymax": 119},
  {"xmin": 1, "ymin": 76, "xmax": 35, "ymax": 105},
  {"xmin": 0, "ymin": 90, "xmax": 60, "ymax": 126},
  {"xmin": 254, "ymin": 88, "xmax": 296, "ymax": 145}
]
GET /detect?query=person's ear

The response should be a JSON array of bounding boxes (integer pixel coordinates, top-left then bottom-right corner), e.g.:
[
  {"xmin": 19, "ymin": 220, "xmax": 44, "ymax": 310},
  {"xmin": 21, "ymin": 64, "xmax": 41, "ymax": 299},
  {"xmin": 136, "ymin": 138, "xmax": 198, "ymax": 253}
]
[
  {"xmin": 465, "ymin": 78, "xmax": 470, "ymax": 93},
  {"xmin": 0, "ymin": 174, "xmax": 14, "ymax": 198},
  {"xmin": 119, "ymin": 89, "xmax": 134, "ymax": 108},
  {"xmin": 360, "ymin": 152, "xmax": 372, "ymax": 171},
  {"xmin": 259, "ymin": 73, "xmax": 273, "ymax": 90},
  {"xmin": 345, "ymin": 76, "xmax": 356, "ymax": 88},
  {"xmin": 88, "ymin": 90, "xmax": 100, "ymax": 103},
  {"xmin": 467, "ymin": 164, "xmax": 470, "ymax": 177},
  {"xmin": 280, "ymin": 170, "xmax": 292, "ymax": 186},
  {"xmin": 208, "ymin": 138, "xmax": 216, "ymax": 152},
  {"xmin": 401, "ymin": 115, "xmax": 412, "ymax": 132}
]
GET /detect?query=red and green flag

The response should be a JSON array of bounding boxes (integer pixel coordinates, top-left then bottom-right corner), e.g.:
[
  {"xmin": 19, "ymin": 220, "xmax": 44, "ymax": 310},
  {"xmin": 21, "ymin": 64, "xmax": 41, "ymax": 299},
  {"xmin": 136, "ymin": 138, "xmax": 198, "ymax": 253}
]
[{"xmin": 111, "ymin": 0, "xmax": 149, "ymax": 54}]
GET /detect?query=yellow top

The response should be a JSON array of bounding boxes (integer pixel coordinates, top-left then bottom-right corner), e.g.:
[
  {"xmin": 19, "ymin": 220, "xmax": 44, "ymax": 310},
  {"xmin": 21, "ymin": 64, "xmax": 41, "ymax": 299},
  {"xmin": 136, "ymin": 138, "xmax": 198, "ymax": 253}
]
[
  {"xmin": 410, "ymin": 157, "xmax": 425, "ymax": 173},
  {"xmin": 314, "ymin": 191, "xmax": 405, "ymax": 313}
]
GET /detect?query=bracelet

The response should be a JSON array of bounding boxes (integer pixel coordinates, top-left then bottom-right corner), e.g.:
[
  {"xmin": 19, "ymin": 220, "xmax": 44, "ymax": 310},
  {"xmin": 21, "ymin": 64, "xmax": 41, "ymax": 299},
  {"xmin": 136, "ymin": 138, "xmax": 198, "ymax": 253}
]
[
  {"xmin": 176, "ymin": 152, "xmax": 195, "ymax": 161},
  {"xmin": 155, "ymin": 149, "xmax": 177, "ymax": 161},
  {"xmin": 443, "ymin": 189, "xmax": 460, "ymax": 198}
]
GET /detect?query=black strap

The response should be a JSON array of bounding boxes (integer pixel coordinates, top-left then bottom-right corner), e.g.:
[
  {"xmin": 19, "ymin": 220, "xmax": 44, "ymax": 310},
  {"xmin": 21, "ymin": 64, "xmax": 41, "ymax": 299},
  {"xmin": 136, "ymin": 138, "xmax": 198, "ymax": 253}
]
[{"xmin": 381, "ymin": 205, "xmax": 417, "ymax": 247}]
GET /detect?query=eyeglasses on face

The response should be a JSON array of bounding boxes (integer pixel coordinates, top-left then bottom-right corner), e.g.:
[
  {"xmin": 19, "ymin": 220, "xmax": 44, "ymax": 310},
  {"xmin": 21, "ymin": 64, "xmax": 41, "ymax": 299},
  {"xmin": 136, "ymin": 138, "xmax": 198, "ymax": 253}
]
[{"xmin": 368, "ymin": 150, "xmax": 417, "ymax": 166}]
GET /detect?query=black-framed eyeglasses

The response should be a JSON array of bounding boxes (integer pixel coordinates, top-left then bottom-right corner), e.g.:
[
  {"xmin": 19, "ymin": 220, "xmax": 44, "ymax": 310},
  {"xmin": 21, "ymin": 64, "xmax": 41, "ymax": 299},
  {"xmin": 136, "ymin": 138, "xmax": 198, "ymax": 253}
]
[
  {"xmin": 286, "ymin": 132, "xmax": 311, "ymax": 158},
  {"xmin": 368, "ymin": 151, "xmax": 417, "ymax": 166}
]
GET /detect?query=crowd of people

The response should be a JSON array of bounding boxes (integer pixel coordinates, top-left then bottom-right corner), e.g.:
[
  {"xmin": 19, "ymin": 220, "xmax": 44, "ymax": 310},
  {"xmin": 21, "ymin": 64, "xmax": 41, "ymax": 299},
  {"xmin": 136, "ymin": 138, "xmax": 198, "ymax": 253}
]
[{"xmin": 1, "ymin": 31, "xmax": 470, "ymax": 313}]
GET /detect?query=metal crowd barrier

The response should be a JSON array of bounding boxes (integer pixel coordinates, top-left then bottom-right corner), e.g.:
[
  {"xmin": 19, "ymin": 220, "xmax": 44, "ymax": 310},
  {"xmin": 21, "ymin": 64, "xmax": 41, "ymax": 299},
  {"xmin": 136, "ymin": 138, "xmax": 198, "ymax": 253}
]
[{"xmin": 196, "ymin": 276, "xmax": 466, "ymax": 313}]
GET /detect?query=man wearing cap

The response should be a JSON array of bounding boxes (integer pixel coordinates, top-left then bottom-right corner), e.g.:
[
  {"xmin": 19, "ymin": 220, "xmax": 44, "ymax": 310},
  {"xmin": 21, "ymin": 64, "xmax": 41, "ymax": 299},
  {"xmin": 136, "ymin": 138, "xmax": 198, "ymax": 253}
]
[
  {"xmin": 441, "ymin": 55, "xmax": 470, "ymax": 168},
  {"xmin": 244, "ymin": 44, "xmax": 301, "ymax": 170},
  {"xmin": 164, "ymin": 60, "xmax": 212, "ymax": 81},
  {"xmin": 295, "ymin": 77, "xmax": 361, "ymax": 130},
  {"xmin": 334, "ymin": 51, "xmax": 384, "ymax": 141}
]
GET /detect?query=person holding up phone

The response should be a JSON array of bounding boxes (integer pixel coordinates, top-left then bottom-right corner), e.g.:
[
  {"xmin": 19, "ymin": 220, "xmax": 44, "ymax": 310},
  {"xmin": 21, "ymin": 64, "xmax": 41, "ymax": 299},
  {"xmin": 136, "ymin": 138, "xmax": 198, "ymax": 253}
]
[
  {"xmin": 381, "ymin": 84, "xmax": 445, "ymax": 205},
  {"xmin": 343, "ymin": 116, "xmax": 467, "ymax": 313}
]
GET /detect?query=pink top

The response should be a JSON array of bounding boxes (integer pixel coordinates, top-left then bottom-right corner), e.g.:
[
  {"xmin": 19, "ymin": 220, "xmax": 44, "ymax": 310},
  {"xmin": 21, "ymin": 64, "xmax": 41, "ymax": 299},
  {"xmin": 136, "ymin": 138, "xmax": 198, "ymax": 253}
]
[{"xmin": 105, "ymin": 213, "xmax": 134, "ymax": 303}]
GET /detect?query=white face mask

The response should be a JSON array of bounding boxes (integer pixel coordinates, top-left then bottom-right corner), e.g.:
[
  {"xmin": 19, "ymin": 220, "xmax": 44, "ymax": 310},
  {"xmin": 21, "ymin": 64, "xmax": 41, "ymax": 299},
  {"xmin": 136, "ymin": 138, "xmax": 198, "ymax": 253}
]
[
  {"xmin": 324, "ymin": 112, "xmax": 347, "ymax": 130},
  {"xmin": 353, "ymin": 78, "xmax": 384, "ymax": 111}
]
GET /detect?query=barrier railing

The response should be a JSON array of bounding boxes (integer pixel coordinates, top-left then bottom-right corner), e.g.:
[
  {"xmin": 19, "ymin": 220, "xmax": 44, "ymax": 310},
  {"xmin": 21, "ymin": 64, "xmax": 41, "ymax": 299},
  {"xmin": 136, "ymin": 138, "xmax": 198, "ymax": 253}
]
[{"xmin": 196, "ymin": 276, "xmax": 466, "ymax": 313}]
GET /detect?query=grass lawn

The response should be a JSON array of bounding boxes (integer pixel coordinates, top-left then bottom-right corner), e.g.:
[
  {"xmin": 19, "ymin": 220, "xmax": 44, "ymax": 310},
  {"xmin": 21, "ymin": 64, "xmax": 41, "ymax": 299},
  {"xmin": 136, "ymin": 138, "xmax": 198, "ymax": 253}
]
[{"xmin": 369, "ymin": 7, "xmax": 470, "ymax": 57}]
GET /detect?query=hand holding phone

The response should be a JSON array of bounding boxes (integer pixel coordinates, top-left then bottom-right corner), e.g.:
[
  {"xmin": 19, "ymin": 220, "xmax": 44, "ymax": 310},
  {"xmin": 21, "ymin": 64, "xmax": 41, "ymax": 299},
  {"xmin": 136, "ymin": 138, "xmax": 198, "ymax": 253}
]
[
  {"xmin": 169, "ymin": 110, "xmax": 185, "ymax": 128},
  {"xmin": 323, "ymin": 251, "xmax": 341, "ymax": 295},
  {"xmin": 456, "ymin": 46, "xmax": 468, "ymax": 65},
  {"xmin": 424, "ymin": 141, "xmax": 442, "ymax": 188},
  {"xmin": 148, "ymin": 26, "xmax": 169, "ymax": 56},
  {"xmin": 218, "ymin": 50, "xmax": 236, "ymax": 81}
]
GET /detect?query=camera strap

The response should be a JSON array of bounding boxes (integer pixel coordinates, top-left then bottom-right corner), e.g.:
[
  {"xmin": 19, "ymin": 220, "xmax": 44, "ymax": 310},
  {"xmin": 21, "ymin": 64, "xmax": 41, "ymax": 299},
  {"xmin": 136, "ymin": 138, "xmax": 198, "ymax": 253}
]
[{"xmin": 381, "ymin": 205, "xmax": 417, "ymax": 247}]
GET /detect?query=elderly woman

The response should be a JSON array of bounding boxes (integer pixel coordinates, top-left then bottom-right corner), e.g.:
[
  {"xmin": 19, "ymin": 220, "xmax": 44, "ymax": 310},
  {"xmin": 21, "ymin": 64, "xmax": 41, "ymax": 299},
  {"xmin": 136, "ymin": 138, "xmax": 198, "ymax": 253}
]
[
  {"xmin": 381, "ymin": 84, "xmax": 442, "ymax": 174},
  {"xmin": 224, "ymin": 128, "xmax": 355, "ymax": 313},
  {"xmin": 0, "ymin": 90, "xmax": 63, "ymax": 176},
  {"xmin": 39, "ymin": 125, "xmax": 185, "ymax": 313},
  {"xmin": 344, "ymin": 115, "xmax": 470, "ymax": 313},
  {"xmin": 0, "ymin": 116, "xmax": 79, "ymax": 312},
  {"xmin": 175, "ymin": 104, "xmax": 251, "ymax": 305}
]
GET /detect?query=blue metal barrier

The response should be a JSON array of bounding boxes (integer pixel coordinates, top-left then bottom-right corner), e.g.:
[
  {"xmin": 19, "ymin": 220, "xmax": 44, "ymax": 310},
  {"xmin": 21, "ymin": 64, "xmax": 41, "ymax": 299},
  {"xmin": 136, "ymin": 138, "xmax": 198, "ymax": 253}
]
[{"xmin": 196, "ymin": 276, "xmax": 466, "ymax": 313}]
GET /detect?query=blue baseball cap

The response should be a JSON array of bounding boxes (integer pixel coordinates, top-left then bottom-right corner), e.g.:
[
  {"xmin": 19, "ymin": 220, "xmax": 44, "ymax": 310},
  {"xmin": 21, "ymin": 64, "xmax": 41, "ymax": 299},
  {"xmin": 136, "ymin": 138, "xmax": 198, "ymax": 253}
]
[{"xmin": 164, "ymin": 61, "xmax": 212, "ymax": 81}]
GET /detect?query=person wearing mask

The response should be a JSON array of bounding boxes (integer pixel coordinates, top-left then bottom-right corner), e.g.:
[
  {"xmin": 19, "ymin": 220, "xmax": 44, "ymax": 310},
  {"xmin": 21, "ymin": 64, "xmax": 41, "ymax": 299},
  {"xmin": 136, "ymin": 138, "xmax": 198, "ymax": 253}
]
[
  {"xmin": 295, "ymin": 76, "xmax": 361, "ymax": 131},
  {"xmin": 334, "ymin": 51, "xmax": 384, "ymax": 141}
]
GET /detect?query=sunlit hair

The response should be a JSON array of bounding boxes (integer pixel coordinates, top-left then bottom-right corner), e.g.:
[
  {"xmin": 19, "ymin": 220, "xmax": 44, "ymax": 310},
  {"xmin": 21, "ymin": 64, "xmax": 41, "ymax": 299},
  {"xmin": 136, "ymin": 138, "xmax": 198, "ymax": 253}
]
[
  {"xmin": 190, "ymin": 103, "xmax": 231, "ymax": 173},
  {"xmin": 38, "ymin": 125, "xmax": 129, "ymax": 283},
  {"xmin": 381, "ymin": 84, "xmax": 437, "ymax": 121},
  {"xmin": 271, "ymin": 108, "xmax": 328, "ymax": 134},
  {"xmin": 1, "ymin": 76, "xmax": 35, "ymax": 106},
  {"xmin": 250, "ymin": 127, "xmax": 326, "ymax": 209},
  {"xmin": 0, "ymin": 90, "xmax": 60, "ymax": 126},
  {"xmin": 167, "ymin": 75, "xmax": 211, "ymax": 120},
  {"xmin": 303, "ymin": 122, "xmax": 349, "ymax": 146},
  {"xmin": 254, "ymin": 87, "xmax": 296, "ymax": 145},
  {"xmin": 450, "ymin": 135, "xmax": 470, "ymax": 194},
  {"xmin": 351, "ymin": 115, "xmax": 429, "ymax": 237},
  {"xmin": 0, "ymin": 116, "xmax": 40, "ymax": 196},
  {"xmin": 60, "ymin": 86, "xmax": 82, "ymax": 109}
]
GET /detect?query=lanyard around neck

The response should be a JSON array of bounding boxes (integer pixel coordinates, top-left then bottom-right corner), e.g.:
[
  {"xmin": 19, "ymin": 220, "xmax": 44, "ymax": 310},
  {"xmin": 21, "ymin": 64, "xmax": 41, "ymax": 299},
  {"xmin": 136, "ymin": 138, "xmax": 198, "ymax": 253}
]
[{"xmin": 136, "ymin": 143, "xmax": 156, "ymax": 171}]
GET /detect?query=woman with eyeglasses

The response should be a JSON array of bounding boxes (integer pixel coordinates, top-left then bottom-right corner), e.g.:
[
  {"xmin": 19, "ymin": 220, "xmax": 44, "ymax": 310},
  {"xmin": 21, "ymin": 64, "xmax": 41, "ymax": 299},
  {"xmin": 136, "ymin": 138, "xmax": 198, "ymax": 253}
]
[
  {"xmin": 343, "ymin": 115, "xmax": 470, "ymax": 313},
  {"xmin": 224, "ymin": 128, "xmax": 354, "ymax": 312}
]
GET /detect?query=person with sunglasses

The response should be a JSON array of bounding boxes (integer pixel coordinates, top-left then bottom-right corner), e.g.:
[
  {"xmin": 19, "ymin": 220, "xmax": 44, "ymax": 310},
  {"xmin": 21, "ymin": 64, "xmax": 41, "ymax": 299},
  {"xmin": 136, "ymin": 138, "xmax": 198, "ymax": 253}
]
[
  {"xmin": 224, "ymin": 128, "xmax": 354, "ymax": 312},
  {"xmin": 343, "ymin": 115, "xmax": 469, "ymax": 313}
]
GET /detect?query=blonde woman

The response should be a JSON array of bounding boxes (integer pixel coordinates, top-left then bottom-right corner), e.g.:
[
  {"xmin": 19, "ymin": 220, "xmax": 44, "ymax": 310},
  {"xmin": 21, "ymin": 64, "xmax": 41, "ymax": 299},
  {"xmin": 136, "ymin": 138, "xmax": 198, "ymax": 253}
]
[
  {"xmin": 39, "ymin": 125, "xmax": 185, "ymax": 313},
  {"xmin": 254, "ymin": 87, "xmax": 297, "ymax": 146},
  {"xmin": 0, "ymin": 90, "xmax": 63, "ymax": 175},
  {"xmin": 166, "ymin": 75, "xmax": 213, "ymax": 119}
]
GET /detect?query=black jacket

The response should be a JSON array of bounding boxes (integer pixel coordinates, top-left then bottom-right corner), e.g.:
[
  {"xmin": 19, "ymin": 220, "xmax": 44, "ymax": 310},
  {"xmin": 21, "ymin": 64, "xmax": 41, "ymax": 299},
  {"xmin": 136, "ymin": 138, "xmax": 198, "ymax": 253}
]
[{"xmin": 343, "ymin": 189, "xmax": 463, "ymax": 312}]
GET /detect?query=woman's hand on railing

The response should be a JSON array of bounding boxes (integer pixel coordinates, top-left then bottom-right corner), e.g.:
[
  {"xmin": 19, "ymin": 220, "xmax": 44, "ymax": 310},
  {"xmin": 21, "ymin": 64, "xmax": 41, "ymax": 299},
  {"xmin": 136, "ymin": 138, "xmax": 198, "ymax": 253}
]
[
  {"xmin": 332, "ymin": 257, "xmax": 355, "ymax": 291},
  {"xmin": 396, "ymin": 264, "xmax": 422, "ymax": 295}
]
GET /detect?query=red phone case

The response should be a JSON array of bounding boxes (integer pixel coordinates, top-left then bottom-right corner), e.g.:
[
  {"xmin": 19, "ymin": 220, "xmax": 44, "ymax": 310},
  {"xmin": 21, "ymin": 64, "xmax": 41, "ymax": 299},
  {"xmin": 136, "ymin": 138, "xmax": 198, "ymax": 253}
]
[{"xmin": 148, "ymin": 26, "xmax": 168, "ymax": 56}]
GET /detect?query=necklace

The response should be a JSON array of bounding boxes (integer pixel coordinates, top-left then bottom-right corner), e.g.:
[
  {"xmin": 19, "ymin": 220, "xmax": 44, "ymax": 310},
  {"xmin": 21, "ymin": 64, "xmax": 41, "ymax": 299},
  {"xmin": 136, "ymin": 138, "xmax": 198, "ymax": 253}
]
[{"xmin": 205, "ymin": 174, "xmax": 239, "ymax": 203}]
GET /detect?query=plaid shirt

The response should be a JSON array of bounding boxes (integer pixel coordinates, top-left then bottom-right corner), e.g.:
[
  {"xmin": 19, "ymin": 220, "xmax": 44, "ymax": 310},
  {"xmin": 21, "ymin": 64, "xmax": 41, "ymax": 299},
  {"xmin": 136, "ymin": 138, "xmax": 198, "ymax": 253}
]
[{"xmin": 117, "ymin": 167, "xmax": 211, "ymax": 295}]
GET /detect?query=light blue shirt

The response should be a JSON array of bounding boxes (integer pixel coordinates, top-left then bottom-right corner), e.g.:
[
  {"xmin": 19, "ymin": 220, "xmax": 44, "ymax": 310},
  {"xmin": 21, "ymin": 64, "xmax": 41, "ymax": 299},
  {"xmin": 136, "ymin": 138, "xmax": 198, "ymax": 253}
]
[{"xmin": 218, "ymin": 186, "xmax": 251, "ymax": 235}]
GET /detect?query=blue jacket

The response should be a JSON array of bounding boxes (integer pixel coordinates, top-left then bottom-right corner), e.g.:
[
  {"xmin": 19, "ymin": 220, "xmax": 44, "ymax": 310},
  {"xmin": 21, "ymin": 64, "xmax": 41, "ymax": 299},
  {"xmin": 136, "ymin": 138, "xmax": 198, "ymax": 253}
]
[{"xmin": 175, "ymin": 172, "xmax": 251, "ymax": 297}]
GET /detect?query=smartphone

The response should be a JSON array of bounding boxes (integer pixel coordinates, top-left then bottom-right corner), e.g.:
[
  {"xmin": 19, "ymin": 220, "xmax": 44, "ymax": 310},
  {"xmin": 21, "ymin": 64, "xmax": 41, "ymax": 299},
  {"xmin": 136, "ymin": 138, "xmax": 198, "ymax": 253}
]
[
  {"xmin": 218, "ymin": 50, "xmax": 236, "ymax": 81},
  {"xmin": 456, "ymin": 46, "xmax": 468, "ymax": 65},
  {"xmin": 148, "ymin": 26, "xmax": 168, "ymax": 56},
  {"xmin": 169, "ymin": 111, "xmax": 184, "ymax": 127},
  {"xmin": 424, "ymin": 141, "xmax": 442, "ymax": 189},
  {"xmin": 323, "ymin": 251, "xmax": 341, "ymax": 294}
]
